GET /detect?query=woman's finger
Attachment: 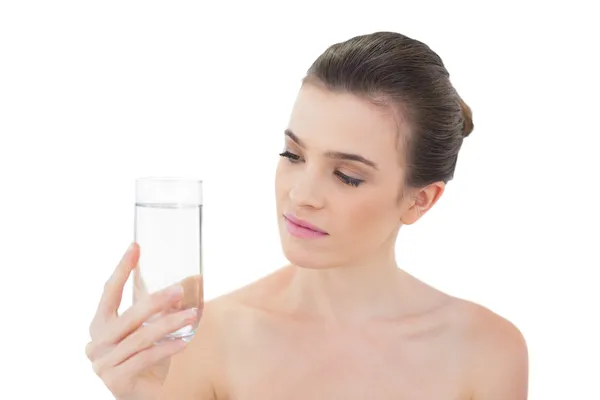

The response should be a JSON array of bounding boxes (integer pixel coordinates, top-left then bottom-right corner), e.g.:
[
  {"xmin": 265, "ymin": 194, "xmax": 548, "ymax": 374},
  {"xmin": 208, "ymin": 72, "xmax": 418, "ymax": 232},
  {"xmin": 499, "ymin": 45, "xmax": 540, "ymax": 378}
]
[
  {"xmin": 103, "ymin": 307, "xmax": 198, "ymax": 368},
  {"xmin": 179, "ymin": 274, "xmax": 203, "ymax": 310},
  {"xmin": 101, "ymin": 283, "xmax": 185, "ymax": 346},
  {"xmin": 85, "ymin": 340, "xmax": 97, "ymax": 361},
  {"xmin": 109, "ymin": 339, "xmax": 188, "ymax": 389},
  {"xmin": 94, "ymin": 243, "xmax": 140, "ymax": 323}
]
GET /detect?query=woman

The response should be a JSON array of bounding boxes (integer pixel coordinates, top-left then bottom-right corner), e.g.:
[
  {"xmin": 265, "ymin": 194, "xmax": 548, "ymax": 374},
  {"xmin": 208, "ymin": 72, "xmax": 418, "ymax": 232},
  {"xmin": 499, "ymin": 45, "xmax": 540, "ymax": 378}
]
[{"xmin": 86, "ymin": 31, "xmax": 529, "ymax": 399}]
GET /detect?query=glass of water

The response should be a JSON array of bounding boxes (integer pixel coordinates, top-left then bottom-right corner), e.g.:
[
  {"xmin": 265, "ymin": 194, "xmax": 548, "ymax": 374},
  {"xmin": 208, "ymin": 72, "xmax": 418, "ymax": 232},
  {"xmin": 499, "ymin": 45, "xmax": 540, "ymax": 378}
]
[{"xmin": 133, "ymin": 177, "xmax": 203, "ymax": 341}]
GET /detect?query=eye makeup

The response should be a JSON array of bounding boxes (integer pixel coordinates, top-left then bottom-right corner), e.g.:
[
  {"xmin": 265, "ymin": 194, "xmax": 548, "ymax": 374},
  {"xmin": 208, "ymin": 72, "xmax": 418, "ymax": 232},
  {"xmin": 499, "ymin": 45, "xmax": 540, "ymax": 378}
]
[{"xmin": 278, "ymin": 150, "xmax": 365, "ymax": 187}]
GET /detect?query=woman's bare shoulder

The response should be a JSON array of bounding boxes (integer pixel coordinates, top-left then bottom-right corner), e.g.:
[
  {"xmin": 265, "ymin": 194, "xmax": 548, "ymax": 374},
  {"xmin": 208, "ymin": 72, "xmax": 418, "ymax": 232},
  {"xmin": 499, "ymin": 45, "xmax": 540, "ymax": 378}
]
[
  {"xmin": 450, "ymin": 298, "xmax": 527, "ymax": 350},
  {"xmin": 158, "ymin": 296, "xmax": 231, "ymax": 399},
  {"xmin": 191, "ymin": 265, "xmax": 293, "ymax": 336},
  {"xmin": 447, "ymin": 298, "xmax": 529, "ymax": 398},
  {"xmin": 207, "ymin": 265, "xmax": 293, "ymax": 310},
  {"xmin": 159, "ymin": 268, "xmax": 290, "ymax": 399}
]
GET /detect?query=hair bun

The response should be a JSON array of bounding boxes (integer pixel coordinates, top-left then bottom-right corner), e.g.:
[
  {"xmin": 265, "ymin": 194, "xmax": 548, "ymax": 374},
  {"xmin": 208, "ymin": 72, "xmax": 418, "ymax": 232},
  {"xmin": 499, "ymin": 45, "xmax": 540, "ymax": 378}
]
[{"xmin": 459, "ymin": 98, "xmax": 474, "ymax": 138}]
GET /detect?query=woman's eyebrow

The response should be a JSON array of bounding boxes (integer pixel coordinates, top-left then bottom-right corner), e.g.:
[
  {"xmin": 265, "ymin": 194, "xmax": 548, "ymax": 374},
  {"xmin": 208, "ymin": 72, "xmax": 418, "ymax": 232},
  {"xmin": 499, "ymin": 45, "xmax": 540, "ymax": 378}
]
[{"xmin": 284, "ymin": 129, "xmax": 379, "ymax": 170}]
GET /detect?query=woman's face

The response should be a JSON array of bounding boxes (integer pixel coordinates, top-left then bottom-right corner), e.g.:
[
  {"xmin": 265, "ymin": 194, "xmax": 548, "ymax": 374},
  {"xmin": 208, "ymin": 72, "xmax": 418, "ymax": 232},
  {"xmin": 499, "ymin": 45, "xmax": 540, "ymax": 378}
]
[{"xmin": 275, "ymin": 83, "xmax": 438, "ymax": 269}]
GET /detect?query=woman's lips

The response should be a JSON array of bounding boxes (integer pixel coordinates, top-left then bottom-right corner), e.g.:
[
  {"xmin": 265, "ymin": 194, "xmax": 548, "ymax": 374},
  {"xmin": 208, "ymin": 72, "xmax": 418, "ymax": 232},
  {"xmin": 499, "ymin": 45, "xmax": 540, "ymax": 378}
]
[{"xmin": 283, "ymin": 214, "xmax": 328, "ymax": 238}]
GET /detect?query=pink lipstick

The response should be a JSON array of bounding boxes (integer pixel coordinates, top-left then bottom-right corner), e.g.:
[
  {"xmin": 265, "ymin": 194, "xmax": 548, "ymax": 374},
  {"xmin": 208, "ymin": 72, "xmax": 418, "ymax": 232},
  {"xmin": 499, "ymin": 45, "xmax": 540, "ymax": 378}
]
[{"xmin": 283, "ymin": 213, "xmax": 328, "ymax": 239}]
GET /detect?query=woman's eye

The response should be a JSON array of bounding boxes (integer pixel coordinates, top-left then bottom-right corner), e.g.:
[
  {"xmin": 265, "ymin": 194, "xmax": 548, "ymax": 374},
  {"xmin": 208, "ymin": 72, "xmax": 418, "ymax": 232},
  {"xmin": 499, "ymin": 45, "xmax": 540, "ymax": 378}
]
[
  {"xmin": 335, "ymin": 171, "xmax": 364, "ymax": 187},
  {"xmin": 279, "ymin": 150, "xmax": 301, "ymax": 162},
  {"xmin": 280, "ymin": 151, "xmax": 364, "ymax": 187}
]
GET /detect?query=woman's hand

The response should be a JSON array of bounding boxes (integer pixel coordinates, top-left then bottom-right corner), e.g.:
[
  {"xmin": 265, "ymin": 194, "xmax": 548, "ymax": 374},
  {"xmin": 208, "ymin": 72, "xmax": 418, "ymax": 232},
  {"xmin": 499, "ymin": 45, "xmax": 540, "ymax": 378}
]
[{"xmin": 85, "ymin": 243, "xmax": 199, "ymax": 400}]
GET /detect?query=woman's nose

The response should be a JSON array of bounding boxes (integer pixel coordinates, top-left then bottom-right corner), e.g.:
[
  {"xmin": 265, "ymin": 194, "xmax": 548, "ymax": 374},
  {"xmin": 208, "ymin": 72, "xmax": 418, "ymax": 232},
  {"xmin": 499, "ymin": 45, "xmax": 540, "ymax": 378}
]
[{"xmin": 288, "ymin": 172, "xmax": 324, "ymax": 210}]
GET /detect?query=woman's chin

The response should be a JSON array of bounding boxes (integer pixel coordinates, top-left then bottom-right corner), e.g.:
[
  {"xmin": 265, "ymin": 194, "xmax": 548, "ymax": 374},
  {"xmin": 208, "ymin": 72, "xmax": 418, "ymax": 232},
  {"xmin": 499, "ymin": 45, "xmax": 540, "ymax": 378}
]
[{"xmin": 281, "ymin": 246, "xmax": 338, "ymax": 270}]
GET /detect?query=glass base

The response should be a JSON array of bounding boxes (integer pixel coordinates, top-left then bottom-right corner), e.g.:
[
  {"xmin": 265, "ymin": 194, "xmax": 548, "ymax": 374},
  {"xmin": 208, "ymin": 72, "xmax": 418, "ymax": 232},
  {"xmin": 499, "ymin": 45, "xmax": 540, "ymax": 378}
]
[
  {"xmin": 167, "ymin": 323, "xmax": 196, "ymax": 342},
  {"xmin": 144, "ymin": 321, "xmax": 197, "ymax": 344}
]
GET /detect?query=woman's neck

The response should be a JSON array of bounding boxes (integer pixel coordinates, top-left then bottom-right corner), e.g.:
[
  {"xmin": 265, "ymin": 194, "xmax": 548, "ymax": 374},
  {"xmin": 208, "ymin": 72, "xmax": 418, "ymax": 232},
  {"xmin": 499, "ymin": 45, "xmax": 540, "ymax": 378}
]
[{"xmin": 282, "ymin": 247, "xmax": 412, "ymax": 326}]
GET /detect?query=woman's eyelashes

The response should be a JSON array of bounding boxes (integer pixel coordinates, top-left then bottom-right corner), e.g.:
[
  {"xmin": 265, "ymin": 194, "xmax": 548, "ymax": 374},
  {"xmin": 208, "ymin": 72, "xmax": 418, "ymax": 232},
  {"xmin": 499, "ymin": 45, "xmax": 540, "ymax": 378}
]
[
  {"xmin": 334, "ymin": 171, "xmax": 364, "ymax": 187},
  {"xmin": 279, "ymin": 150, "xmax": 300, "ymax": 162},
  {"xmin": 278, "ymin": 150, "xmax": 365, "ymax": 187}
]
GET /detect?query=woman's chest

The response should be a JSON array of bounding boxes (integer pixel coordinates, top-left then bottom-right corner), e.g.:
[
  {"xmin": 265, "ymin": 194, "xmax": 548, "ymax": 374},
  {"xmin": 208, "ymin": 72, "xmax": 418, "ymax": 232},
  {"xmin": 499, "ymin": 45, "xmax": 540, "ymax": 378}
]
[{"xmin": 222, "ymin": 326, "xmax": 468, "ymax": 400}]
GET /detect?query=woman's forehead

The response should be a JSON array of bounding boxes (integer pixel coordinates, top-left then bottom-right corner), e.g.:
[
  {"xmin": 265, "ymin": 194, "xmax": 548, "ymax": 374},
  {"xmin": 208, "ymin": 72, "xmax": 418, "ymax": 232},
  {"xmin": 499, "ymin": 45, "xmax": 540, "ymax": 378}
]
[{"xmin": 287, "ymin": 84, "xmax": 406, "ymax": 166}]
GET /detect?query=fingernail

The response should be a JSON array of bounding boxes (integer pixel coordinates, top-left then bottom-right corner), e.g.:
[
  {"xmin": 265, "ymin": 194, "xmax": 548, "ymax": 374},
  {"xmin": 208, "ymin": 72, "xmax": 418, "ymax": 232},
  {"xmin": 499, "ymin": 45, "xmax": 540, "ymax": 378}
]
[
  {"xmin": 183, "ymin": 308, "xmax": 198, "ymax": 323},
  {"xmin": 172, "ymin": 298, "xmax": 183, "ymax": 310}
]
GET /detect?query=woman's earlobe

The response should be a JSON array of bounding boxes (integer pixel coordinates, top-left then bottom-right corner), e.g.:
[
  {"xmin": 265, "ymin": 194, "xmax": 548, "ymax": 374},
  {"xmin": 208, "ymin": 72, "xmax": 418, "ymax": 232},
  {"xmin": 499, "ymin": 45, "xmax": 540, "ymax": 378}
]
[{"xmin": 400, "ymin": 204, "xmax": 421, "ymax": 225}]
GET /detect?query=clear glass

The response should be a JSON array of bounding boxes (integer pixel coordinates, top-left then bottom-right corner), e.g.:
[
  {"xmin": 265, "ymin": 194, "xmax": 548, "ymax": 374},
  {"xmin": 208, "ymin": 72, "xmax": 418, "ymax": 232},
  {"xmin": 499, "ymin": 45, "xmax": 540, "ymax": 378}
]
[{"xmin": 133, "ymin": 177, "xmax": 203, "ymax": 341}]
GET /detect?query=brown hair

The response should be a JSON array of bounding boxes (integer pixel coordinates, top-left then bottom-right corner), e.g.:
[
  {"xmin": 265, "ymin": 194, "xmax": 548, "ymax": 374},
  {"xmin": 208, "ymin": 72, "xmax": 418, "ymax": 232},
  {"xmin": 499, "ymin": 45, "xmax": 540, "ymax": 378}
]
[{"xmin": 303, "ymin": 31, "xmax": 474, "ymax": 189}]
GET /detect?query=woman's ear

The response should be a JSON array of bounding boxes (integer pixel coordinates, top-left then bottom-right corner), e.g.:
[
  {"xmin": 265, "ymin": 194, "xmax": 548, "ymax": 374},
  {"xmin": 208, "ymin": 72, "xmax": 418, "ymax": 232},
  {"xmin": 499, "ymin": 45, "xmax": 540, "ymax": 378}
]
[{"xmin": 400, "ymin": 182, "xmax": 445, "ymax": 225}]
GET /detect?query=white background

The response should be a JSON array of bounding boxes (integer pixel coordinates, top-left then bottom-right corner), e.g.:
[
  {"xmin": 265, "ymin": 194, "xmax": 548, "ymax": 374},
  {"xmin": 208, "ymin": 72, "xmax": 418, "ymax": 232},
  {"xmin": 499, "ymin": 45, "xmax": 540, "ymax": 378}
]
[{"xmin": 1, "ymin": 1, "xmax": 598, "ymax": 399}]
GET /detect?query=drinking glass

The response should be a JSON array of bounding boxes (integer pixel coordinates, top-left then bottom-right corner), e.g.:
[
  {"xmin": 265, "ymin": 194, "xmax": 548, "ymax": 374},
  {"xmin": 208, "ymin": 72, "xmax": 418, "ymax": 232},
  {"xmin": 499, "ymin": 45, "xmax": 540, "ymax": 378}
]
[{"xmin": 133, "ymin": 177, "xmax": 203, "ymax": 341}]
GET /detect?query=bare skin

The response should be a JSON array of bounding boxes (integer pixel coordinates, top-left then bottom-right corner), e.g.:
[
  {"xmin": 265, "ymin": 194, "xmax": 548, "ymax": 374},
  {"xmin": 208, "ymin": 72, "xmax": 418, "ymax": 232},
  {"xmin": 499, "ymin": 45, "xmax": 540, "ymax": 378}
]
[
  {"xmin": 86, "ymin": 243, "xmax": 203, "ymax": 400},
  {"xmin": 90, "ymin": 82, "xmax": 527, "ymax": 399},
  {"xmin": 160, "ymin": 83, "xmax": 528, "ymax": 398},
  {"xmin": 161, "ymin": 266, "xmax": 528, "ymax": 399}
]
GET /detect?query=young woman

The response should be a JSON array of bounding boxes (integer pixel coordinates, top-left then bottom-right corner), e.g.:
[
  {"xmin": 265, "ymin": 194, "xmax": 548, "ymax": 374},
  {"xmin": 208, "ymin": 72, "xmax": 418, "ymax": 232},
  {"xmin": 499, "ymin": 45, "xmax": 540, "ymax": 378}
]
[{"xmin": 86, "ymin": 31, "xmax": 528, "ymax": 399}]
